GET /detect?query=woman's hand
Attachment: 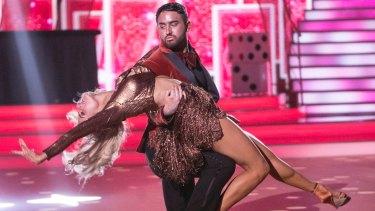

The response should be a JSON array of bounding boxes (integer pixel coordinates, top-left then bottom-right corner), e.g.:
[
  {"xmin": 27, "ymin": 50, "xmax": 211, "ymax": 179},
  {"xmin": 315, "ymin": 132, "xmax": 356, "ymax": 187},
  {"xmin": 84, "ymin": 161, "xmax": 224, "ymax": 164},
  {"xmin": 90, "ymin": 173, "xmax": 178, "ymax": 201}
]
[
  {"xmin": 163, "ymin": 85, "xmax": 183, "ymax": 116},
  {"xmin": 11, "ymin": 138, "xmax": 48, "ymax": 164}
]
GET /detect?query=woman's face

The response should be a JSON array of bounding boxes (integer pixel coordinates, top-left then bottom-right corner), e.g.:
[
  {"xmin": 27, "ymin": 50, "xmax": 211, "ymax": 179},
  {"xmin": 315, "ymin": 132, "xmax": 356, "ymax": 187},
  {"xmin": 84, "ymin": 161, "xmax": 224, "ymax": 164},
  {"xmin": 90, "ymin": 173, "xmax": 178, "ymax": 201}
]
[{"xmin": 77, "ymin": 92, "xmax": 108, "ymax": 123}]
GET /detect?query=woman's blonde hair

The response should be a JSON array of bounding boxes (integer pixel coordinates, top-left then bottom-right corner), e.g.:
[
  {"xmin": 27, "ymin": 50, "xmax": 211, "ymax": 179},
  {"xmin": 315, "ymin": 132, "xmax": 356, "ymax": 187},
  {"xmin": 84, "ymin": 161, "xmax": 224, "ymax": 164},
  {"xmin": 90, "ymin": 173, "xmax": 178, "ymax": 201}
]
[{"xmin": 62, "ymin": 90, "xmax": 129, "ymax": 184}]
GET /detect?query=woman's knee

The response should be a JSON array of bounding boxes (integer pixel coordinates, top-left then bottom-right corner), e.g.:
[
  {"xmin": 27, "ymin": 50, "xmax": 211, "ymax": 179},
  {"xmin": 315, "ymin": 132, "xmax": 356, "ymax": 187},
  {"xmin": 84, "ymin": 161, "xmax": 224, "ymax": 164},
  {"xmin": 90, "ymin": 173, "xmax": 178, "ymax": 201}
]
[{"xmin": 246, "ymin": 159, "xmax": 270, "ymax": 180}]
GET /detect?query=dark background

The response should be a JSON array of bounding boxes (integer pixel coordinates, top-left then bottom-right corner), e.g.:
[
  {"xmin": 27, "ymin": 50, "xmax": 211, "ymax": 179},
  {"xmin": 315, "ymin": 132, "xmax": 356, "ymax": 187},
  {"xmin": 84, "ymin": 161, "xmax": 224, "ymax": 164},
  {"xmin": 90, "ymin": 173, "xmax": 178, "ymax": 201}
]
[{"xmin": 0, "ymin": 30, "xmax": 100, "ymax": 105}]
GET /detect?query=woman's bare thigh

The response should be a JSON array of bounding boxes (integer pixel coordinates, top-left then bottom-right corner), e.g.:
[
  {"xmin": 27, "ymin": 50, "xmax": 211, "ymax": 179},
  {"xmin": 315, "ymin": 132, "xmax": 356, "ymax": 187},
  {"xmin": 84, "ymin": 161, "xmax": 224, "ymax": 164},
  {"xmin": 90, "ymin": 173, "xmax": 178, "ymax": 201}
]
[{"xmin": 212, "ymin": 118, "xmax": 266, "ymax": 170}]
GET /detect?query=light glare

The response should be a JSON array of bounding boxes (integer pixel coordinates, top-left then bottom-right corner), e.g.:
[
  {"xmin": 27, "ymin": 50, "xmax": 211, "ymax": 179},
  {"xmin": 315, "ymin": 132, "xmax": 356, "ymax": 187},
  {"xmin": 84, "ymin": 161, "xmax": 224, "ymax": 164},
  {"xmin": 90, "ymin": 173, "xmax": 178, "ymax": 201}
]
[
  {"xmin": 26, "ymin": 194, "xmax": 101, "ymax": 207},
  {"xmin": 0, "ymin": 203, "xmax": 15, "ymax": 208}
]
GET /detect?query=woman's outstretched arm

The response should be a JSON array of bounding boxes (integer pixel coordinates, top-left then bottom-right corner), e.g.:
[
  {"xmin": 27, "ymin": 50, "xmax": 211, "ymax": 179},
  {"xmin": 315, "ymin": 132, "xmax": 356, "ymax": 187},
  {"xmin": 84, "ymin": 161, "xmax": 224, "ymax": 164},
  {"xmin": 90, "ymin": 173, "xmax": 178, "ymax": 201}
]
[
  {"xmin": 13, "ymin": 73, "xmax": 158, "ymax": 163},
  {"xmin": 12, "ymin": 138, "xmax": 48, "ymax": 164}
]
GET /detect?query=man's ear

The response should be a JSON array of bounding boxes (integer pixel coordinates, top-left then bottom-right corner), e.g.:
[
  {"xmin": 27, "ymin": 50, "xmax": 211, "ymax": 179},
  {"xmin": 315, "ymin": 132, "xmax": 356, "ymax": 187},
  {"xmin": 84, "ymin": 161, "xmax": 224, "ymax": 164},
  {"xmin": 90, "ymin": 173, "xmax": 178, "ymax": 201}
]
[{"xmin": 186, "ymin": 21, "xmax": 191, "ymax": 32}]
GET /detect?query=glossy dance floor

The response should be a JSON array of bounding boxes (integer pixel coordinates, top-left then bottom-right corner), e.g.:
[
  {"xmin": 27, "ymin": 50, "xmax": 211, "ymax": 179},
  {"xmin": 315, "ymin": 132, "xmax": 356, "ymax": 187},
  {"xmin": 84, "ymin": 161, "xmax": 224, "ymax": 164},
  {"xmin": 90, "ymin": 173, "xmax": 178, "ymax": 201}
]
[{"xmin": 1, "ymin": 142, "xmax": 374, "ymax": 211}]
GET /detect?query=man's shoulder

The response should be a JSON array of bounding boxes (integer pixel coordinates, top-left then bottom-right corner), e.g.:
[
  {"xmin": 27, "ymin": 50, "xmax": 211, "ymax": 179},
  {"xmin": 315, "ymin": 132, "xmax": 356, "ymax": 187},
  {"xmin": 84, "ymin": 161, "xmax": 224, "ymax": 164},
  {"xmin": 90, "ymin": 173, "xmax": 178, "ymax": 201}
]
[{"xmin": 137, "ymin": 46, "xmax": 164, "ymax": 63}]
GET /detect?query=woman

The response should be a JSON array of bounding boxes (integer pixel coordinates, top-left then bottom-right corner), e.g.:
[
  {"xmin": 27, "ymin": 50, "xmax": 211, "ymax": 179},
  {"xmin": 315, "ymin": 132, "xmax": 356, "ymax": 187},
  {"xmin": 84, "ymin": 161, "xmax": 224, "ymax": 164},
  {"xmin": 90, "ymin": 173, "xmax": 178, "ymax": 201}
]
[{"xmin": 13, "ymin": 69, "xmax": 350, "ymax": 210}]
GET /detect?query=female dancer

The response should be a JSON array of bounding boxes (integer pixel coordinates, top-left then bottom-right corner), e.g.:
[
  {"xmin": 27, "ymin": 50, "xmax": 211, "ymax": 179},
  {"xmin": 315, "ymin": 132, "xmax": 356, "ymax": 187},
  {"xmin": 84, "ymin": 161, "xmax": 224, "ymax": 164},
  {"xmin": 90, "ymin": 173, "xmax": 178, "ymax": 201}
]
[{"xmin": 13, "ymin": 70, "xmax": 350, "ymax": 210}]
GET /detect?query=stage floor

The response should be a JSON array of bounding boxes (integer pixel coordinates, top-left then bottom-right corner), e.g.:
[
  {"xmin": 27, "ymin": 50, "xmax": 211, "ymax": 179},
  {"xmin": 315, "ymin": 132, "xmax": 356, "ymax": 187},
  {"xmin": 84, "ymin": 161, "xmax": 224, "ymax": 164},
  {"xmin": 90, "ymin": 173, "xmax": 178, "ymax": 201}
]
[{"xmin": 1, "ymin": 142, "xmax": 374, "ymax": 211}]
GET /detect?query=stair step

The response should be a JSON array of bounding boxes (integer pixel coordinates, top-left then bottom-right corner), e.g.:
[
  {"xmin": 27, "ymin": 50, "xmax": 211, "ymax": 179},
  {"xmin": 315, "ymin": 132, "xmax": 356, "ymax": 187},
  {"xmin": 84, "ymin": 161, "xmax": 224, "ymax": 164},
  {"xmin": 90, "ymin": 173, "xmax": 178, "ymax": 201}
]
[
  {"xmin": 0, "ymin": 96, "xmax": 280, "ymax": 119},
  {"xmin": 289, "ymin": 54, "xmax": 375, "ymax": 67},
  {"xmin": 302, "ymin": 103, "xmax": 375, "ymax": 115},
  {"xmin": 297, "ymin": 91, "xmax": 375, "ymax": 104},
  {"xmin": 0, "ymin": 107, "xmax": 302, "ymax": 137},
  {"xmin": 313, "ymin": 0, "xmax": 375, "ymax": 10},
  {"xmin": 291, "ymin": 78, "xmax": 375, "ymax": 91},
  {"xmin": 0, "ymin": 134, "xmax": 62, "ymax": 154},
  {"xmin": 228, "ymin": 109, "xmax": 304, "ymax": 125},
  {"xmin": 0, "ymin": 132, "xmax": 148, "ymax": 155},
  {"xmin": 5, "ymin": 120, "xmax": 375, "ymax": 169},
  {"xmin": 299, "ymin": 19, "xmax": 375, "ymax": 31},
  {"xmin": 0, "ymin": 104, "xmax": 73, "ymax": 119},
  {"xmin": 305, "ymin": 8, "xmax": 375, "ymax": 20},
  {"xmin": 290, "ymin": 66, "xmax": 375, "ymax": 79},
  {"xmin": 0, "ymin": 96, "xmax": 280, "ymax": 135},
  {"xmin": 218, "ymin": 96, "xmax": 280, "ymax": 111},
  {"xmin": 1, "ymin": 108, "xmax": 304, "ymax": 154},
  {"xmin": 0, "ymin": 117, "xmax": 149, "ymax": 136},
  {"xmin": 290, "ymin": 42, "xmax": 375, "ymax": 55},
  {"xmin": 305, "ymin": 115, "xmax": 375, "ymax": 123},
  {"xmin": 0, "ymin": 119, "xmax": 71, "ymax": 135},
  {"xmin": 0, "ymin": 96, "xmax": 287, "ymax": 156},
  {"xmin": 293, "ymin": 31, "xmax": 375, "ymax": 43},
  {"xmin": 0, "ymin": 132, "xmax": 151, "ymax": 155},
  {"xmin": 245, "ymin": 121, "xmax": 375, "ymax": 144}
]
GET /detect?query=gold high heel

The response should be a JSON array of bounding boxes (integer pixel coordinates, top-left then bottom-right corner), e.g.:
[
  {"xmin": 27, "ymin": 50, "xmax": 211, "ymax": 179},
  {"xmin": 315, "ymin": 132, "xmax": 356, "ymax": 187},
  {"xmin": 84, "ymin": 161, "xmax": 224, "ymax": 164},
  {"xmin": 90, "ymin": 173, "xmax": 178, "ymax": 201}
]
[{"xmin": 313, "ymin": 183, "xmax": 351, "ymax": 208}]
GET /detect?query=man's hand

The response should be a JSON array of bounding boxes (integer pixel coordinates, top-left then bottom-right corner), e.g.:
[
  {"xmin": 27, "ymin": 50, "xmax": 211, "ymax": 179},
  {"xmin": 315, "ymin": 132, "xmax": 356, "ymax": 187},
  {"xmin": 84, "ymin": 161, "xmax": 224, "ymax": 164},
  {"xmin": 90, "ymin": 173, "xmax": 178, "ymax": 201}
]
[
  {"xmin": 163, "ymin": 85, "xmax": 183, "ymax": 116},
  {"xmin": 11, "ymin": 138, "xmax": 48, "ymax": 164}
]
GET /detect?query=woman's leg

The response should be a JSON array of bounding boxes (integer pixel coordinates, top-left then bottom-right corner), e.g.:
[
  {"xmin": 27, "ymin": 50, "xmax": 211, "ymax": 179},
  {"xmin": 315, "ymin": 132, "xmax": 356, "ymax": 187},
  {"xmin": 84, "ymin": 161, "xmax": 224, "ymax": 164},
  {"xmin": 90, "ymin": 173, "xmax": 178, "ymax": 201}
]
[
  {"xmin": 245, "ymin": 132, "xmax": 351, "ymax": 208},
  {"xmin": 212, "ymin": 118, "xmax": 350, "ymax": 210},
  {"xmin": 212, "ymin": 118, "xmax": 270, "ymax": 211},
  {"xmin": 244, "ymin": 132, "xmax": 316, "ymax": 192}
]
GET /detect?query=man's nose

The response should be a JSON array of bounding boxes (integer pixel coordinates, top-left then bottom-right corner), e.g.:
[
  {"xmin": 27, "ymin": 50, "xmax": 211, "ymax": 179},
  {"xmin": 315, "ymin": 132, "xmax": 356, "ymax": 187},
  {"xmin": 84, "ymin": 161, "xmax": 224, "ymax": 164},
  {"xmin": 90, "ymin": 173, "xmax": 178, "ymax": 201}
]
[{"xmin": 166, "ymin": 25, "xmax": 172, "ymax": 33}]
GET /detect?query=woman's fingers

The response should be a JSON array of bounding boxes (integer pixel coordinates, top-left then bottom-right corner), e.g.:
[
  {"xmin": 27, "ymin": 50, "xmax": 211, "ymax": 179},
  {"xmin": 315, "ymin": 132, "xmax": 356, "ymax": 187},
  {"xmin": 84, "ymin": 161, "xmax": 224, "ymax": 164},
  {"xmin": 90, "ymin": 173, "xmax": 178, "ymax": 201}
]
[
  {"xmin": 11, "ymin": 138, "xmax": 25, "ymax": 155},
  {"xmin": 163, "ymin": 85, "xmax": 183, "ymax": 116},
  {"xmin": 12, "ymin": 138, "xmax": 33, "ymax": 156},
  {"xmin": 11, "ymin": 138, "xmax": 47, "ymax": 164},
  {"xmin": 176, "ymin": 85, "xmax": 182, "ymax": 98},
  {"xmin": 11, "ymin": 150, "xmax": 22, "ymax": 156},
  {"xmin": 168, "ymin": 85, "xmax": 182, "ymax": 99},
  {"xmin": 19, "ymin": 138, "xmax": 34, "ymax": 154},
  {"xmin": 19, "ymin": 138, "xmax": 29, "ymax": 151}
]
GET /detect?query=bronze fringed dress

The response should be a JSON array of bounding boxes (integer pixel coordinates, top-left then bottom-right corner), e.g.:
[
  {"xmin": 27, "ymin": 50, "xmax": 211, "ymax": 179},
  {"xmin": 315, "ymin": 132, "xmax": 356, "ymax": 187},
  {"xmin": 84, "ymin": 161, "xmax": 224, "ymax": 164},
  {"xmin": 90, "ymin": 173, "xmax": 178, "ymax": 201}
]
[{"xmin": 43, "ymin": 72, "xmax": 226, "ymax": 184}]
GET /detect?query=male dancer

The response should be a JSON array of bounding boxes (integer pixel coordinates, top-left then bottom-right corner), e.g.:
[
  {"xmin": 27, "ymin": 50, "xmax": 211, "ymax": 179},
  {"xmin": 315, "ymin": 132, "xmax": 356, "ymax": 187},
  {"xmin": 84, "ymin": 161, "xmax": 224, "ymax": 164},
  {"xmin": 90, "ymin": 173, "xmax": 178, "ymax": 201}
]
[{"xmin": 118, "ymin": 2, "xmax": 235, "ymax": 211}]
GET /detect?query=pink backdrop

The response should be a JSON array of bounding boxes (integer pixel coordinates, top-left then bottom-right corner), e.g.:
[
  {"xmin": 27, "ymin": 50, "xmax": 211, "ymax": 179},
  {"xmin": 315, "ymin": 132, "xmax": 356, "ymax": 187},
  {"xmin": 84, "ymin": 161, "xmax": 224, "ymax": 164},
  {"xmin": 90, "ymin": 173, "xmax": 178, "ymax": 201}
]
[{"xmin": 0, "ymin": 0, "xmax": 306, "ymax": 96}]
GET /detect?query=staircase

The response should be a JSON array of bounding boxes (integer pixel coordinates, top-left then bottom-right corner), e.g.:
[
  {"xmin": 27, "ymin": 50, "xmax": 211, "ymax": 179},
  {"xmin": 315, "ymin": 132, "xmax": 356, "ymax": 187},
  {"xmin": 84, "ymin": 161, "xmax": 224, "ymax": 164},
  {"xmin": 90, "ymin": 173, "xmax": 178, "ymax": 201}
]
[
  {"xmin": 2, "ymin": 96, "xmax": 375, "ymax": 169},
  {"xmin": 288, "ymin": 0, "xmax": 375, "ymax": 122}
]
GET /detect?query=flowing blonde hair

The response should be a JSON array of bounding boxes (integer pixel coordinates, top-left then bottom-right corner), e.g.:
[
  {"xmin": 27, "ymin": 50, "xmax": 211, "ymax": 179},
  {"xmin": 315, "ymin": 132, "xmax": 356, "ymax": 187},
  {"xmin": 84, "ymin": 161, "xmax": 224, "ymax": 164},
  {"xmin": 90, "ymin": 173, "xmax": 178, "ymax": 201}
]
[{"xmin": 62, "ymin": 91, "xmax": 129, "ymax": 184}]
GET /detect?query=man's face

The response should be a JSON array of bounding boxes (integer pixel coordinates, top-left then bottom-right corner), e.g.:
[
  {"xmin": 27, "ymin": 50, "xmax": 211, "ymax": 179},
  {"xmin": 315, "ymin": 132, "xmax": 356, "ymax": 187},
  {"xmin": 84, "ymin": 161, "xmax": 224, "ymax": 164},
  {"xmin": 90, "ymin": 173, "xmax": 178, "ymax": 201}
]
[{"xmin": 157, "ymin": 11, "xmax": 190, "ymax": 51}]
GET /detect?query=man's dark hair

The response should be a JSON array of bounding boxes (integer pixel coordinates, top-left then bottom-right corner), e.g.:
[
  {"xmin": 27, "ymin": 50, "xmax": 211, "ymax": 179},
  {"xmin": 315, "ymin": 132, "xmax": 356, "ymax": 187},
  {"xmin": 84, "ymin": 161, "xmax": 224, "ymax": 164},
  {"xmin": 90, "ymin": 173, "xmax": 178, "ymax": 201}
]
[{"xmin": 156, "ymin": 2, "xmax": 188, "ymax": 23}]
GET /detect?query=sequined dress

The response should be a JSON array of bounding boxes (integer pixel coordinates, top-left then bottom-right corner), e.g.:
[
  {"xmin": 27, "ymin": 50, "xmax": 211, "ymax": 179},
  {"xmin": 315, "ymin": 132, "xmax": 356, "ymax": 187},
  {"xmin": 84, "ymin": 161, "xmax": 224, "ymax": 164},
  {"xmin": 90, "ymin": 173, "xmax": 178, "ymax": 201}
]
[{"xmin": 43, "ymin": 72, "xmax": 226, "ymax": 183}]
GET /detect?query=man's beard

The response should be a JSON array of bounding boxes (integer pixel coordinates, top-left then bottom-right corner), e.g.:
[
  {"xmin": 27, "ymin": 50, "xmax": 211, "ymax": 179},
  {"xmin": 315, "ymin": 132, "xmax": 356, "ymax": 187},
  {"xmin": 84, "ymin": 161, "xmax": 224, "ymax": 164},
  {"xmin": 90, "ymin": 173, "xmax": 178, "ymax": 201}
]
[
  {"xmin": 163, "ymin": 40, "xmax": 179, "ymax": 51},
  {"xmin": 162, "ymin": 36, "xmax": 186, "ymax": 51}
]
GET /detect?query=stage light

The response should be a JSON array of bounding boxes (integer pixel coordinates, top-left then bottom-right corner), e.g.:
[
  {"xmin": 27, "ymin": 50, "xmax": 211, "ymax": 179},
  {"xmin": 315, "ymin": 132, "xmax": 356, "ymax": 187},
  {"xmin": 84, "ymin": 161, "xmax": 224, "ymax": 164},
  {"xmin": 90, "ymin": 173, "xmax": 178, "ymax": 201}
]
[
  {"xmin": 29, "ymin": 1, "xmax": 36, "ymax": 9},
  {"xmin": 146, "ymin": 12, "xmax": 154, "ymax": 21},
  {"xmin": 98, "ymin": 68, "xmax": 116, "ymax": 89}
]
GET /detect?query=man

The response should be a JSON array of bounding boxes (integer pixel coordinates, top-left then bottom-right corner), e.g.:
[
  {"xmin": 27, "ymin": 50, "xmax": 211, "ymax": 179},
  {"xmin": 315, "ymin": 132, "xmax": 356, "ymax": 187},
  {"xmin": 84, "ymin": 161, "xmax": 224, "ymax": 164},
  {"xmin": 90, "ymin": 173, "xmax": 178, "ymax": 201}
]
[{"xmin": 118, "ymin": 2, "xmax": 235, "ymax": 211}]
